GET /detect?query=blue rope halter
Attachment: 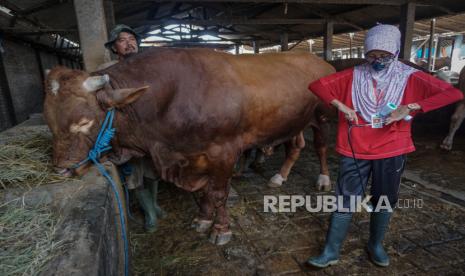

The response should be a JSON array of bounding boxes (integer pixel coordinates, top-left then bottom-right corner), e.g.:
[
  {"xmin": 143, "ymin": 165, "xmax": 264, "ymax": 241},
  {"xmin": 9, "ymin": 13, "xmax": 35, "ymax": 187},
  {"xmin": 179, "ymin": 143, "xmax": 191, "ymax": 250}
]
[{"xmin": 72, "ymin": 109, "xmax": 129, "ymax": 276}]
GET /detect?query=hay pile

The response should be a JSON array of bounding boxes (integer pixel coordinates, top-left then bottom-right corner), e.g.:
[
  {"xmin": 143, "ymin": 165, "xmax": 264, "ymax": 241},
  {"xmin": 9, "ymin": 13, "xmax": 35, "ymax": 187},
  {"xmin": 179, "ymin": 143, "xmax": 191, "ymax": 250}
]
[
  {"xmin": 0, "ymin": 133, "xmax": 67, "ymax": 189},
  {"xmin": 0, "ymin": 200, "xmax": 64, "ymax": 276}
]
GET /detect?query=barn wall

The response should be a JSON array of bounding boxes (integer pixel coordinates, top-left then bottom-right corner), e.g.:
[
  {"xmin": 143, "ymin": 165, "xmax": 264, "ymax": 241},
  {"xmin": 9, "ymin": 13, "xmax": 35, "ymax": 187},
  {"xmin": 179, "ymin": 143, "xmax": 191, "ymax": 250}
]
[
  {"xmin": 2, "ymin": 40, "xmax": 44, "ymax": 124},
  {"xmin": 0, "ymin": 38, "xmax": 79, "ymax": 132}
]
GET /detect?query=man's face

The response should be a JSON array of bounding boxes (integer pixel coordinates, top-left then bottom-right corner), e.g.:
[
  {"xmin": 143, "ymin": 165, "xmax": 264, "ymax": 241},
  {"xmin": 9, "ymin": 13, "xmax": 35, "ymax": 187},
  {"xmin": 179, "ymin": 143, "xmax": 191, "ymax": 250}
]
[{"xmin": 112, "ymin": 31, "xmax": 138, "ymax": 59}]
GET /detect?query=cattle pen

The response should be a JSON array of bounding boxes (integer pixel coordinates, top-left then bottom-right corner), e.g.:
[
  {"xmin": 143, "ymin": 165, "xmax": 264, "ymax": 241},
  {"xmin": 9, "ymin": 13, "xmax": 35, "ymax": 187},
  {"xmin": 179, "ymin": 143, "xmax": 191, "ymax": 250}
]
[{"xmin": 1, "ymin": 1, "xmax": 465, "ymax": 276}]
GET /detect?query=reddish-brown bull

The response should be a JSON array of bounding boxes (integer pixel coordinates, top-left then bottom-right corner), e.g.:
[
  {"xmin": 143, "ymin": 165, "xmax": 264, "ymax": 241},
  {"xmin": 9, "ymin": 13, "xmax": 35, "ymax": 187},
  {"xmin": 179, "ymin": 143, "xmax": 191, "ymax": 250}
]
[{"xmin": 43, "ymin": 48, "xmax": 334, "ymax": 245}]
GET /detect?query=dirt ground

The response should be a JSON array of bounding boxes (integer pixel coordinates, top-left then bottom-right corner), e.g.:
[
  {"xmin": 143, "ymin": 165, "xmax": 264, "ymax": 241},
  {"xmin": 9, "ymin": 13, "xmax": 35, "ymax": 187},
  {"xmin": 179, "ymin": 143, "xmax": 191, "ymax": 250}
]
[{"xmin": 129, "ymin": 124, "xmax": 465, "ymax": 276}]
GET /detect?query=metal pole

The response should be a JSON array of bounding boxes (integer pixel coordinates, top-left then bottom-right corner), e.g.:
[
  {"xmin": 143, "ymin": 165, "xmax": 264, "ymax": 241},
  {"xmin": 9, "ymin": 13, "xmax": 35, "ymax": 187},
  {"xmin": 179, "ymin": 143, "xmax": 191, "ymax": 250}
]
[{"xmin": 427, "ymin": 18, "xmax": 436, "ymax": 71}]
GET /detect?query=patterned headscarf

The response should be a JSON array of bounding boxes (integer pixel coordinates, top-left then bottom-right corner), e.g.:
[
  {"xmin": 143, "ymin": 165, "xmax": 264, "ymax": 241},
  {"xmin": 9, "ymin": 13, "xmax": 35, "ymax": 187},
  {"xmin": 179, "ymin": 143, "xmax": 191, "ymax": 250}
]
[{"xmin": 352, "ymin": 24, "xmax": 418, "ymax": 123}]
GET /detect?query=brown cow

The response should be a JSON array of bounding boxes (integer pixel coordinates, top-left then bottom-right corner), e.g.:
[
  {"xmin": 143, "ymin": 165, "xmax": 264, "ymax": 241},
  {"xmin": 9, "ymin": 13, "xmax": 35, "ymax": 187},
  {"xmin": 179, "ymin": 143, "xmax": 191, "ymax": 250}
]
[
  {"xmin": 441, "ymin": 66, "xmax": 465, "ymax": 150},
  {"xmin": 43, "ymin": 48, "xmax": 334, "ymax": 245}
]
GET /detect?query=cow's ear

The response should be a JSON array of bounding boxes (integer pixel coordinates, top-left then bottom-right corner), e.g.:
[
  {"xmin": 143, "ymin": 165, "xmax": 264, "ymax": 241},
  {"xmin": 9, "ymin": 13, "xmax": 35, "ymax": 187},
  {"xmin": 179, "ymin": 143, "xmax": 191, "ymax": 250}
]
[{"xmin": 97, "ymin": 86, "xmax": 149, "ymax": 108}]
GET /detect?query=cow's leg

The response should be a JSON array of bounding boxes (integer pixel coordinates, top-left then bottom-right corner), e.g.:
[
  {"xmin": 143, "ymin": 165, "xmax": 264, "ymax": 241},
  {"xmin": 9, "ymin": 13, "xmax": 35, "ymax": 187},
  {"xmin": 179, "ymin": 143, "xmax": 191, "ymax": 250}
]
[
  {"xmin": 209, "ymin": 187, "xmax": 233, "ymax": 245},
  {"xmin": 441, "ymin": 101, "xmax": 465, "ymax": 151},
  {"xmin": 268, "ymin": 132, "xmax": 305, "ymax": 188},
  {"xmin": 249, "ymin": 148, "xmax": 266, "ymax": 173},
  {"xmin": 312, "ymin": 122, "xmax": 331, "ymax": 191},
  {"xmin": 206, "ymin": 161, "xmax": 236, "ymax": 245},
  {"xmin": 192, "ymin": 187, "xmax": 215, "ymax": 233},
  {"xmin": 233, "ymin": 149, "xmax": 254, "ymax": 177}
]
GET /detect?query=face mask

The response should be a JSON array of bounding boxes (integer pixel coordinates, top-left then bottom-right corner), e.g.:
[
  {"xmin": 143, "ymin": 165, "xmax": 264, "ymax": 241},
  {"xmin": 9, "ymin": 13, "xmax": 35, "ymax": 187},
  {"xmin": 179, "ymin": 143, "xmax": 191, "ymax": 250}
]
[
  {"xmin": 371, "ymin": 61, "xmax": 386, "ymax": 71},
  {"xmin": 367, "ymin": 55, "xmax": 395, "ymax": 72}
]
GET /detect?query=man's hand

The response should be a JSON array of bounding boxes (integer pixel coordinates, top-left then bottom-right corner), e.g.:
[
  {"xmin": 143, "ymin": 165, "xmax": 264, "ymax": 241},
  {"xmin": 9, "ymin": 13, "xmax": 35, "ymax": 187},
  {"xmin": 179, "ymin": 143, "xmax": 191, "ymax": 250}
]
[
  {"xmin": 331, "ymin": 99, "xmax": 358, "ymax": 125},
  {"xmin": 385, "ymin": 105, "xmax": 410, "ymax": 125}
]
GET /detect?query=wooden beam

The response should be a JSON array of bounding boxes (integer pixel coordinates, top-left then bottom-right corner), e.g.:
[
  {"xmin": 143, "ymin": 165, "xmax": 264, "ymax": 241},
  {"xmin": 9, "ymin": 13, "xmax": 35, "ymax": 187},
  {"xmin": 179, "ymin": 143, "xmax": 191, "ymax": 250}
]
[
  {"xmin": 21, "ymin": 0, "xmax": 67, "ymax": 15},
  {"xmin": 304, "ymin": 4, "xmax": 363, "ymax": 31},
  {"xmin": 145, "ymin": 18, "xmax": 326, "ymax": 25},
  {"xmin": 0, "ymin": 28, "xmax": 78, "ymax": 35},
  {"xmin": 0, "ymin": 0, "xmax": 49, "ymax": 29},
  {"xmin": 186, "ymin": 29, "xmax": 305, "ymax": 37},
  {"xmin": 116, "ymin": 0, "xmax": 409, "ymax": 5},
  {"xmin": 142, "ymin": 42, "xmax": 232, "ymax": 49},
  {"xmin": 143, "ymin": 37, "xmax": 266, "ymax": 43},
  {"xmin": 399, "ymin": 2, "xmax": 415, "ymax": 59}
]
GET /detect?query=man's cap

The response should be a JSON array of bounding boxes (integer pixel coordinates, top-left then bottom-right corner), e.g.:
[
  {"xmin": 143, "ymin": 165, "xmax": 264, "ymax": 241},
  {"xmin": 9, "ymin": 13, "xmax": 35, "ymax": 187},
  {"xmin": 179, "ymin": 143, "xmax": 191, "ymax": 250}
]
[{"xmin": 104, "ymin": 24, "xmax": 141, "ymax": 49}]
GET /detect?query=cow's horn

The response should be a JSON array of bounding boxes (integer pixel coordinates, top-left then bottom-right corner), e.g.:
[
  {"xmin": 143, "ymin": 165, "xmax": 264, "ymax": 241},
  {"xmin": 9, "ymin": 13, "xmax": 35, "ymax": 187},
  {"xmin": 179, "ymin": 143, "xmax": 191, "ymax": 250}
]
[{"xmin": 83, "ymin": 74, "xmax": 110, "ymax": 92}]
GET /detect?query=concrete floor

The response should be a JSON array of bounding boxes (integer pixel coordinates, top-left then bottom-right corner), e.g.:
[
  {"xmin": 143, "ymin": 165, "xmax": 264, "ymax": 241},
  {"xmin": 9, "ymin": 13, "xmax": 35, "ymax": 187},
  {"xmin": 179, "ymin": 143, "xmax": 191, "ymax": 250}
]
[{"xmin": 130, "ymin": 129, "xmax": 465, "ymax": 275}]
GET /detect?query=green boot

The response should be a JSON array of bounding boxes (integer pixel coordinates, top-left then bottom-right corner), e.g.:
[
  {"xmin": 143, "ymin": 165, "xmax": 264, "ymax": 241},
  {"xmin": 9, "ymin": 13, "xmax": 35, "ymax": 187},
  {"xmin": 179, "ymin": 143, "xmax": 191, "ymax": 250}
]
[
  {"xmin": 147, "ymin": 178, "xmax": 167, "ymax": 219},
  {"xmin": 307, "ymin": 212, "xmax": 353, "ymax": 268},
  {"xmin": 135, "ymin": 189, "xmax": 158, "ymax": 233},
  {"xmin": 367, "ymin": 211, "xmax": 392, "ymax": 267}
]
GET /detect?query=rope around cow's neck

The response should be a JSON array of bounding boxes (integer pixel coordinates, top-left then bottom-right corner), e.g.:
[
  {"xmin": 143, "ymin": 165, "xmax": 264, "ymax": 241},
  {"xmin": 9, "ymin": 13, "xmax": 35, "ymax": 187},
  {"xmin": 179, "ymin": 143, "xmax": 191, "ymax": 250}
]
[{"xmin": 71, "ymin": 108, "xmax": 129, "ymax": 276}]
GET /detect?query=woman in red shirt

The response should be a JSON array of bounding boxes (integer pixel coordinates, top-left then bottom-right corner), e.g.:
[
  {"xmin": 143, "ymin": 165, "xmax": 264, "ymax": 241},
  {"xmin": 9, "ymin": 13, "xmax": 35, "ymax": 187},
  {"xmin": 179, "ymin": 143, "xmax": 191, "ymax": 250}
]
[{"xmin": 307, "ymin": 24, "xmax": 463, "ymax": 268}]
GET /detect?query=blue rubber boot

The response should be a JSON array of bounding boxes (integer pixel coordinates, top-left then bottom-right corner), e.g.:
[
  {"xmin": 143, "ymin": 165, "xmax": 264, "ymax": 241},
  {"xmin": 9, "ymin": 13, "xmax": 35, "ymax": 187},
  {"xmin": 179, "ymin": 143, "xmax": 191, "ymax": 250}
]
[
  {"xmin": 367, "ymin": 211, "xmax": 392, "ymax": 267},
  {"xmin": 307, "ymin": 212, "xmax": 353, "ymax": 268},
  {"xmin": 135, "ymin": 189, "xmax": 158, "ymax": 233}
]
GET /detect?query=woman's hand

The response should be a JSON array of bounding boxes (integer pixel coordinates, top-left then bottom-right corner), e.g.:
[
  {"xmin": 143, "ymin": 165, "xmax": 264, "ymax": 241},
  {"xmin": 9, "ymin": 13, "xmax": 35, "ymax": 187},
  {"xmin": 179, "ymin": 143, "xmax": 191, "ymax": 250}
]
[
  {"xmin": 385, "ymin": 105, "xmax": 410, "ymax": 125},
  {"xmin": 331, "ymin": 99, "xmax": 358, "ymax": 125}
]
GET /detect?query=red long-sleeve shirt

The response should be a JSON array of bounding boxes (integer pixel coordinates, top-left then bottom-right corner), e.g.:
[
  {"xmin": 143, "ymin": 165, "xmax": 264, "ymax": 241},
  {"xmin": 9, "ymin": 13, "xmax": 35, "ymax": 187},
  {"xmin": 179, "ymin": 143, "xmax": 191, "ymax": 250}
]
[{"xmin": 309, "ymin": 68, "xmax": 464, "ymax": 159}]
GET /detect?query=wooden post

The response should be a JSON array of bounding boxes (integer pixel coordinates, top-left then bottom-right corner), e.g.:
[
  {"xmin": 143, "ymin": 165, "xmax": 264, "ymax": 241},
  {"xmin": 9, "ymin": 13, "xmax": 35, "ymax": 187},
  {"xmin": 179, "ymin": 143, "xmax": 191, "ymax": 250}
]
[
  {"xmin": 280, "ymin": 33, "xmax": 288, "ymax": 51},
  {"xmin": 0, "ymin": 51, "xmax": 17, "ymax": 128},
  {"xmin": 349, "ymin": 33, "xmax": 354, "ymax": 58},
  {"xmin": 324, "ymin": 20, "xmax": 333, "ymax": 61},
  {"xmin": 399, "ymin": 2, "xmax": 415, "ymax": 60},
  {"xmin": 253, "ymin": 41, "xmax": 260, "ymax": 54},
  {"xmin": 74, "ymin": 0, "xmax": 110, "ymax": 71}
]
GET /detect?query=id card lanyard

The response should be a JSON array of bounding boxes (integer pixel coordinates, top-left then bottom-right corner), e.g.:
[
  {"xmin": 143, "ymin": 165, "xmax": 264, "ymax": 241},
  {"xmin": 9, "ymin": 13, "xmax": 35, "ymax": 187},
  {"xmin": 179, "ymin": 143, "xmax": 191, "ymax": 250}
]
[{"xmin": 371, "ymin": 79, "xmax": 384, "ymax": 128}]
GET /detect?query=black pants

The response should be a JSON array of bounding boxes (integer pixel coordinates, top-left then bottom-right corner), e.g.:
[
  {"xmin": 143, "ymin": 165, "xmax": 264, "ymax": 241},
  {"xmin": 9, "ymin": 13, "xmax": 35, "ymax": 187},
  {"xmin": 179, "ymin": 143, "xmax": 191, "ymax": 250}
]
[{"xmin": 335, "ymin": 155, "xmax": 406, "ymax": 211}]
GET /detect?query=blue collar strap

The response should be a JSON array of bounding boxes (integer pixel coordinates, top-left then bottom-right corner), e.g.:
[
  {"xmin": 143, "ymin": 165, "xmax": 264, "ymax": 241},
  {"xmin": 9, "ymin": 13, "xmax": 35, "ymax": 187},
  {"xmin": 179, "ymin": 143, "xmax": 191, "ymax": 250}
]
[
  {"xmin": 70, "ymin": 108, "xmax": 129, "ymax": 276},
  {"xmin": 72, "ymin": 108, "xmax": 116, "ymax": 169}
]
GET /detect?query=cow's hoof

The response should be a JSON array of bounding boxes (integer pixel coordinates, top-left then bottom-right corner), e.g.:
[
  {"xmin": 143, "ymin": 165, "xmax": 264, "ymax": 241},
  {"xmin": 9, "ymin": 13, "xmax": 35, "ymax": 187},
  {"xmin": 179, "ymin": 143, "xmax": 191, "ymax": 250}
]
[
  {"xmin": 191, "ymin": 218, "xmax": 213, "ymax": 233},
  {"xmin": 268, "ymin": 174, "xmax": 286, "ymax": 188},
  {"xmin": 209, "ymin": 229, "xmax": 233, "ymax": 245},
  {"xmin": 316, "ymin": 174, "xmax": 331, "ymax": 191},
  {"xmin": 440, "ymin": 138, "xmax": 453, "ymax": 151}
]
